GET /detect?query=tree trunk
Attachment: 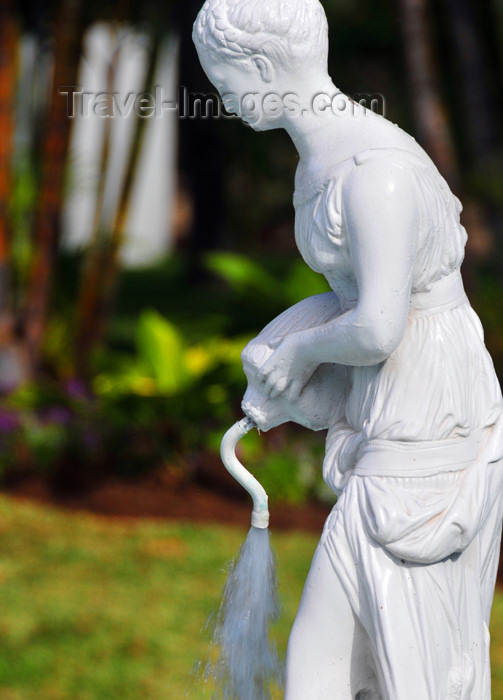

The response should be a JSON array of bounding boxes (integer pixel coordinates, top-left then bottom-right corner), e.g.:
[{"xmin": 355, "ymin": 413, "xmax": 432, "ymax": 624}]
[
  {"xmin": 397, "ymin": 0, "xmax": 460, "ymax": 189},
  {"xmin": 22, "ymin": 0, "xmax": 85, "ymax": 376},
  {"xmin": 441, "ymin": 0, "xmax": 501, "ymax": 161},
  {"xmin": 440, "ymin": 0, "xmax": 503, "ymax": 264},
  {"xmin": 74, "ymin": 31, "xmax": 161, "ymax": 382},
  {"xmin": 175, "ymin": 0, "xmax": 225, "ymax": 275},
  {"xmin": 0, "ymin": 0, "xmax": 27, "ymax": 391}
]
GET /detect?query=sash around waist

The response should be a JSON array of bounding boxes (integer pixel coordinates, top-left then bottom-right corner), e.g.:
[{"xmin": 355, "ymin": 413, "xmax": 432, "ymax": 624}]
[
  {"xmin": 335, "ymin": 271, "xmax": 467, "ymax": 315},
  {"xmin": 353, "ymin": 428, "xmax": 490, "ymax": 478},
  {"xmin": 410, "ymin": 271, "xmax": 467, "ymax": 314}
]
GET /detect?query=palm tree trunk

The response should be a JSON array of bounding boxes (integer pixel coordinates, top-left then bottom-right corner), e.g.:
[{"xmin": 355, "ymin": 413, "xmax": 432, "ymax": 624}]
[
  {"xmin": 0, "ymin": 0, "xmax": 16, "ymax": 314},
  {"xmin": 74, "ymin": 31, "xmax": 161, "ymax": 382},
  {"xmin": 73, "ymin": 27, "xmax": 119, "ymax": 381},
  {"xmin": 175, "ymin": 0, "xmax": 225, "ymax": 274},
  {"xmin": 440, "ymin": 0, "xmax": 503, "ymax": 264},
  {"xmin": 397, "ymin": 0, "xmax": 460, "ymax": 189},
  {"xmin": 0, "ymin": 0, "xmax": 27, "ymax": 390},
  {"xmin": 23, "ymin": 0, "xmax": 85, "ymax": 376}
]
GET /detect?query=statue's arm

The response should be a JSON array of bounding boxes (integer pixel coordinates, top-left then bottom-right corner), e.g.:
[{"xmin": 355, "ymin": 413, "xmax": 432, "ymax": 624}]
[
  {"xmin": 259, "ymin": 161, "xmax": 419, "ymax": 400},
  {"xmin": 334, "ymin": 159, "xmax": 419, "ymax": 363}
]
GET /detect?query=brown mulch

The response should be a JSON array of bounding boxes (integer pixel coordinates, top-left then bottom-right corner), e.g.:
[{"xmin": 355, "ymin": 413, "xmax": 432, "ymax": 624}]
[
  {"xmin": 1, "ymin": 452, "xmax": 333, "ymax": 534},
  {"xmin": 3, "ymin": 474, "xmax": 331, "ymax": 532}
]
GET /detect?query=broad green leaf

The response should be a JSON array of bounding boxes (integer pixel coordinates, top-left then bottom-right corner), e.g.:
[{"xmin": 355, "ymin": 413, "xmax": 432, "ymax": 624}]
[
  {"xmin": 136, "ymin": 310, "xmax": 189, "ymax": 394},
  {"xmin": 284, "ymin": 260, "xmax": 330, "ymax": 305},
  {"xmin": 204, "ymin": 251, "xmax": 281, "ymax": 298}
]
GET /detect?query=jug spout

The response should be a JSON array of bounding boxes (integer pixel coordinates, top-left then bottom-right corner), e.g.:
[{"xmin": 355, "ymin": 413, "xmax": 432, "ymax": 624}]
[{"xmin": 220, "ymin": 417, "xmax": 269, "ymax": 529}]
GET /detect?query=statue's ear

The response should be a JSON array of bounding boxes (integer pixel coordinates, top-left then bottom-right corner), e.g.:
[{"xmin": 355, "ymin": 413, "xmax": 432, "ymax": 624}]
[{"xmin": 252, "ymin": 55, "xmax": 273, "ymax": 83}]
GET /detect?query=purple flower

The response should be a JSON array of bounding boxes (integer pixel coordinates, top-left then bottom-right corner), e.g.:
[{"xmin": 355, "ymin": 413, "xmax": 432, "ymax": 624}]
[
  {"xmin": 83, "ymin": 428, "xmax": 100, "ymax": 450},
  {"xmin": 0, "ymin": 411, "xmax": 19, "ymax": 433},
  {"xmin": 65, "ymin": 378, "xmax": 89, "ymax": 400},
  {"xmin": 41, "ymin": 405, "xmax": 73, "ymax": 426}
]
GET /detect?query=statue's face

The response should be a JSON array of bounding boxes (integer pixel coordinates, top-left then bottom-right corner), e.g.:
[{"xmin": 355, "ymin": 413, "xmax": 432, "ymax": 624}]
[{"xmin": 198, "ymin": 49, "xmax": 279, "ymax": 131}]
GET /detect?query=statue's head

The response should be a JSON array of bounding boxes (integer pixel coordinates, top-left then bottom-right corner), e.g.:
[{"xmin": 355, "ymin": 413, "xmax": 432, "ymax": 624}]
[{"xmin": 193, "ymin": 0, "xmax": 329, "ymax": 129}]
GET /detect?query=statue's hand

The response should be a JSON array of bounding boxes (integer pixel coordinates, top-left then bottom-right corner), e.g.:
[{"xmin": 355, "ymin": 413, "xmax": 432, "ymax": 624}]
[{"xmin": 258, "ymin": 334, "xmax": 315, "ymax": 402}]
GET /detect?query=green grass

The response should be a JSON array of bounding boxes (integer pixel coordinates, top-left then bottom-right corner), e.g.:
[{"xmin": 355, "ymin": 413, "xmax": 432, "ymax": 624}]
[
  {"xmin": 0, "ymin": 495, "xmax": 502, "ymax": 698},
  {"xmin": 0, "ymin": 497, "xmax": 312, "ymax": 699}
]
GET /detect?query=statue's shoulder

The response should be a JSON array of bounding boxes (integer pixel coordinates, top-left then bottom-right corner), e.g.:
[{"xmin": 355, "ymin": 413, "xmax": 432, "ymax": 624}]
[
  {"xmin": 341, "ymin": 152, "xmax": 424, "ymax": 238},
  {"xmin": 344, "ymin": 149, "xmax": 421, "ymax": 202},
  {"xmin": 294, "ymin": 146, "xmax": 430, "ymax": 209}
]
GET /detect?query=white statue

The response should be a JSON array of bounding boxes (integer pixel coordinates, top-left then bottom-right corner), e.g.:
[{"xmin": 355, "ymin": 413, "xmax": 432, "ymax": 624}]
[{"xmin": 193, "ymin": 0, "xmax": 503, "ymax": 697}]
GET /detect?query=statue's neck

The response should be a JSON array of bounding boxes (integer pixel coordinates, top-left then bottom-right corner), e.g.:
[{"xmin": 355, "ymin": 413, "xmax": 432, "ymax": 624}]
[
  {"xmin": 284, "ymin": 88, "xmax": 382, "ymax": 173},
  {"xmin": 284, "ymin": 89, "xmax": 360, "ymax": 160}
]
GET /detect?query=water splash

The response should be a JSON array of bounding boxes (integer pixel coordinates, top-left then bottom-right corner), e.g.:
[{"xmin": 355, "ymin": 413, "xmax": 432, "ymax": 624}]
[{"xmin": 204, "ymin": 526, "xmax": 283, "ymax": 700}]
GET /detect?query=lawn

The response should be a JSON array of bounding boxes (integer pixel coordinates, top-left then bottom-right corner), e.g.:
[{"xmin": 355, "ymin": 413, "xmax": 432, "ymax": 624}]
[{"xmin": 0, "ymin": 495, "xmax": 502, "ymax": 699}]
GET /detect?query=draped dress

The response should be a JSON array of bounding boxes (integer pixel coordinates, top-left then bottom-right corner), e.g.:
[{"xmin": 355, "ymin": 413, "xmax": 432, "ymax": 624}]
[{"xmin": 293, "ymin": 146, "xmax": 503, "ymax": 699}]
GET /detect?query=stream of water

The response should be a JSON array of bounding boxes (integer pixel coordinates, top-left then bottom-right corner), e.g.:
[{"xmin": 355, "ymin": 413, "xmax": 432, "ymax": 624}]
[{"xmin": 203, "ymin": 526, "xmax": 283, "ymax": 699}]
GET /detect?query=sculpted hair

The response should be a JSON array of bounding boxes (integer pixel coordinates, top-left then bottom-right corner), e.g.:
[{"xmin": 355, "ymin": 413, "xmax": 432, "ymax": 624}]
[{"xmin": 193, "ymin": 0, "xmax": 329, "ymax": 68}]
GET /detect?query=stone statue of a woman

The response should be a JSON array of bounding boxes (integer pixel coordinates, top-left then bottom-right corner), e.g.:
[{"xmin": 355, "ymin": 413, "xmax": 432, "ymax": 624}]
[{"xmin": 193, "ymin": 1, "xmax": 503, "ymax": 697}]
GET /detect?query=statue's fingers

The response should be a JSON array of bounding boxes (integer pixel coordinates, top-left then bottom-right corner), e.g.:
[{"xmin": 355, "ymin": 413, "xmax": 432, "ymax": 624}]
[
  {"xmin": 268, "ymin": 336, "xmax": 283, "ymax": 350},
  {"xmin": 257, "ymin": 364, "xmax": 271, "ymax": 383},
  {"xmin": 262, "ymin": 373, "xmax": 275, "ymax": 396},
  {"xmin": 288, "ymin": 379, "xmax": 303, "ymax": 402},
  {"xmin": 268, "ymin": 373, "xmax": 287, "ymax": 399}
]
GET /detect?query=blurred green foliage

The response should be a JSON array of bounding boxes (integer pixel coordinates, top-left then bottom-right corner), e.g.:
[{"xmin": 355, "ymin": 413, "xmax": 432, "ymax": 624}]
[
  {"xmin": 0, "ymin": 251, "xmax": 335, "ymax": 504},
  {"xmin": 204, "ymin": 251, "xmax": 330, "ymax": 307},
  {"xmin": 236, "ymin": 428, "xmax": 334, "ymax": 506}
]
